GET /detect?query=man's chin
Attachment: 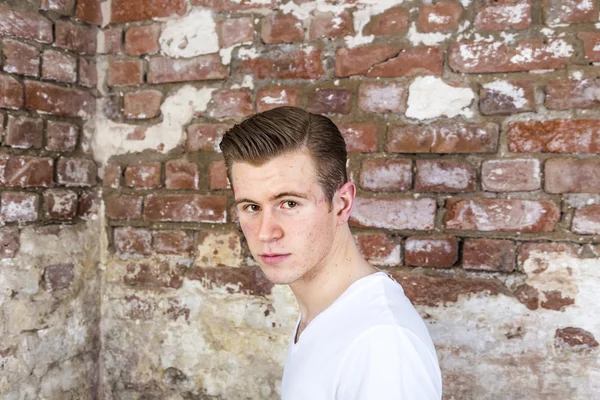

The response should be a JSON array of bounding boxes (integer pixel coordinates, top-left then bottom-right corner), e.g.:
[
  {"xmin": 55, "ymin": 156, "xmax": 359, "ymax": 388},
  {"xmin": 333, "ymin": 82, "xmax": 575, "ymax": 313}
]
[{"xmin": 257, "ymin": 264, "xmax": 298, "ymax": 286}]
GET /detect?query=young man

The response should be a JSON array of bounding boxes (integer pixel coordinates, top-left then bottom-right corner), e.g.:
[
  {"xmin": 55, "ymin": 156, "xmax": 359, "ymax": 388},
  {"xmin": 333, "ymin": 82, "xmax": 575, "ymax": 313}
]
[{"xmin": 220, "ymin": 107, "xmax": 442, "ymax": 399}]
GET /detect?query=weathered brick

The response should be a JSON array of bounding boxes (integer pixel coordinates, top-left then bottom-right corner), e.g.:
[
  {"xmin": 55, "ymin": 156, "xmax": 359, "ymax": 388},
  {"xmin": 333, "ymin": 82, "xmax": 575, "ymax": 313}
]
[
  {"xmin": 124, "ymin": 260, "xmax": 186, "ymax": 288},
  {"xmin": 541, "ymin": 290, "xmax": 575, "ymax": 311},
  {"xmin": 241, "ymin": 50, "xmax": 323, "ymax": 80},
  {"xmin": 124, "ymin": 90, "xmax": 162, "ymax": 119},
  {"xmin": 545, "ymin": 158, "xmax": 600, "ymax": 193},
  {"xmin": 209, "ymin": 160, "xmax": 230, "ymax": 190},
  {"xmin": 572, "ymin": 205, "xmax": 600, "ymax": 235},
  {"xmin": 42, "ymin": 50, "xmax": 77, "ymax": 83},
  {"xmin": 144, "ymin": 194, "xmax": 227, "ymax": 223},
  {"xmin": 187, "ymin": 123, "xmax": 231, "ymax": 152},
  {"xmin": 196, "ymin": 231, "xmax": 242, "ymax": 267},
  {"xmin": 153, "ymin": 230, "xmax": 194, "ymax": 255},
  {"xmin": 350, "ymin": 198, "xmax": 436, "ymax": 230},
  {"xmin": 0, "ymin": 75, "xmax": 23, "ymax": 109},
  {"xmin": 367, "ymin": 47, "xmax": 443, "ymax": 77},
  {"xmin": 4, "ymin": 156, "xmax": 53, "ymax": 187},
  {"xmin": 415, "ymin": 159, "xmax": 476, "ymax": 193},
  {"xmin": 43, "ymin": 189, "xmax": 78, "ymax": 219},
  {"xmin": 219, "ymin": 17, "xmax": 254, "ymax": 47},
  {"xmin": 508, "ymin": 120, "xmax": 600, "ymax": 153},
  {"xmin": 449, "ymin": 39, "xmax": 573, "ymax": 73},
  {"xmin": 46, "ymin": 121, "xmax": 78, "ymax": 152},
  {"xmin": 41, "ymin": 0, "xmax": 76, "ymax": 15},
  {"xmin": 354, "ymin": 232, "xmax": 401, "ymax": 267},
  {"xmin": 518, "ymin": 241, "xmax": 580, "ymax": 270},
  {"xmin": 358, "ymin": 83, "xmax": 407, "ymax": 113},
  {"xmin": 1, "ymin": 192, "xmax": 39, "ymax": 222},
  {"xmin": 57, "ymin": 157, "xmax": 97, "ymax": 186},
  {"xmin": 211, "ymin": 89, "xmax": 253, "ymax": 119},
  {"xmin": 335, "ymin": 46, "xmax": 399, "ymax": 77},
  {"xmin": 191, "ymin": 0, "xmax": 276, "ymax": 12},
  {"xmin": 417, "ymin": 2, "xmax": 463, "ymax": 33},
  {"xmin": 2, "ymin": 39, "xmax": 39, "ymax": 77},
  {"xmin": 307, "ymin": 88, "xmax": 352, "ymax": 115},
  {"xmin": 546, "ymin": 78, "xmax": 600, "ymax": 110},
  {"xmin": 544, "ymin": 0, "xmax": 597, "ymax": 25},
  {"xmin": 359, "ymin": 159, "xmax": 412, "ymax": 191},
  {"xmin": 107, "ymin": 59, "xmax": 143, "ymax": 87},
  {"xmin": 105, "ymin": 195, "xmax": 143, "ymax": 220},
  {"xmin": 125, "ymin": 25, "xmax": 161, "ymax": 56},
  {"xmin": 482, "ymin": 159, "xmax": 540, "ymax": 192},
  {"xmin": 6, "ymin": 115, "xmax": 43, "ymax": 149},
  {"xmin": 98, "ymin": 28, "xmax": 123, "ymax": 55},
  {"xmin": 76, "ymin": 0, "xmax": 102, "ymax": 25},
  {"xmin": 25, "ymin": 81, "xmax": 95, "ymax": 118},
  {"xmin": 125, "ymin": 162, "xmax": 162, "ymax": 189},
  {"xmin": 480, "ymin": 80, "xmax": 535, "ymax": 115},
  {"xmin": 111, "ymin": 0, "xmax": 187, "ymax": 23},
  {"xmin": 475, "ymin": 0, "xmax": 531, "ymax": 31},
  {"xmin": 514, "ymin": 283, "xmax": 539, "ymax": 310},
  {"xmin": 0, "ymin": 5, "xmax": 53, "ymax": 43},
  {"xmin": 55, "ymin": 20, "xmax": 96, "ymax": 55},
  {"xmin": 148, "ymin": 55, "xmax": 228, "ymax": 83},
  {"xmin": 388, "ymin": 122, "xmax": 499, "ymax": 153},
  {"xmin": 187, "ymin": 266, "xmax": 272, "ymax": 295},
  {"xmin": 114, "ymin": 226, "xmax": 152, "ymax": 255},
  {"xmin": 337, "ymin": 123, "xmax": 377, "ymax": 152},
  {"xmin": 555, "ymin": 327, "xmax": 599, "ymax": 350},
  {"xmin": 261, "ymin": 12, "xmax": 304, "ymax": 44},
  {"xmin": 257, "ymin": 87, "xmax": 300, "ymax": 112},
  {"xmin": 79, "ymin": 58, "xmax": 97, "ymax": 88},
  {"xmin": 445, "ymin": 199, "xmax": 560, "ymax": 232},
  {"xmin": 43, "ymin": 264, "xmax": 74, "ymax": 291},
  {"xmin": 165, "ymin": 160, "xmax": 199, "ymax": 190},
  {"xmin": 364, "ymin": 6, "xmax": 409, "ymax": 36},
  {"xmin": 103, "ymin": 164, "xmax": 122, "ymax": 188},
  {"xmin": 405, "ymin": 236, "xmax": 458, "ymax": 267},
  {"xmin": 0, "ymin": 226, "xmax": 19, "ymax": 258},
  {"xmin": 309, "ymin": 11, "xmax": 353, "ymax": 39},
  {"xmin": 578, "ymin": 32, "xmax": 600, "ymax": 62},
  {"xmin": 462, "ymin": 239, "xmax": 515, "ymax": 272},
  {"xmin": 78, "ymin": 188, "xmax": 100, "ymax": 218}
]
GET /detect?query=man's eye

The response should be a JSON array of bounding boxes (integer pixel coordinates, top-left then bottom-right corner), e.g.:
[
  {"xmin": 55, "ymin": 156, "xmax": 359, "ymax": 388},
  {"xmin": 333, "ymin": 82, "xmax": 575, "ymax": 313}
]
[
  {"xmin": 244, "ymin": 204, "xmax": 260, "ymax": 212},
  {"xmin": 282, "ymin": 201, "xmax": 297, "ymax": 209}
]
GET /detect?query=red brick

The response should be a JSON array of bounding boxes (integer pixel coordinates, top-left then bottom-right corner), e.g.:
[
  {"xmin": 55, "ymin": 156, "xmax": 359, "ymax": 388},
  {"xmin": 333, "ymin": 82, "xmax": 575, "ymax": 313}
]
[
  {"xmin": 508, "ymin": 120, "xmax": 600, "ymax": 153},
  {"xmin": 25, "ymin": 81, "xmax": 94, "ymax": 118},
  {"xmin": 57, "ymin": 157, "xmax": 97, "ymax": 186},
  {"xmin": 99, "ymin": 28, "xmax": 123, "ymax": 55},
  {"xmin": 544, "ymin": 0, "xmax": 597, "ymax": 25},
  {"xmin": 335, "ymin": 46, "xmax": 399, "ymax": 77},
  {"xmin": 105, "ymin": 195, "xmax": 143, "ymax": 220},
  {"xmin": 387, "ymin": 122, "xmax": 499, "ymax": 153},
  {"xmin": 111, "ymin": 0, "xmax": 187, "ymax": 23},
  {"xmin": 187, "ymin": 266, "xmax": 272, "ymax": 295},
  {"xmin": 46, "ymin": 120, "xmax": 78, "ymax": 152},
  {"xmin": 368, "ymin": 47, "xmax": 443, "ymax": 77},
  {"xmin": 55, "ymin": 20, "xmax": 96, "ymax": 55},
  {"xmin": 480, "ymin": 80, "xmax": 535, "ymax": 115},
  {"xmin": 209, "ymin": 160, "xmax": 230, "ymax": 190},
  {"xmin": 364, "ymin": 6, "xmax": 409, "ymax": 36},
  {"xmin": 350, "ymin": 198, "xmax": 436, "ymax": 230},
  {"xmin": 103, "ymin": 164, "xmax": 122, "ymax": 188},
  {"xmin": 107, "ymin": 59, "xmax": 143, "ymax": 87},
  {"xmin": 218, "ymin": 17, "xmax": 253, "ymax": 48},
  {"xmin": 257, "ymin": 87, "xmax": 300, "ymax": 112},
  {"xmin": 148, "ymin": 55, "xmax": 228, "ymax": 84},
  {"xmin": 76, "ymin": 0, "xmax": 102, "ymax": 25},
  {"xmin": 0, "ymin": 226, "xmax": 19, "ymax": 258},
  {"xmin": 417, "ymin": 2, "xmax": 463, "ymax": 32},
  {"xmin": 555, "ymin": 327, "xmax": 599, "ymax": 350},
  {"xmin": 1, "ymin": 192, "xmax": 39, "ymax": 222},
  {"xmin": 518, "ymin": 242, "xmax": 580, "ymax": 270},
  {"xmin": 475, "ymin": 0, "xmax": 532, "ymax": 31},
  {"xmin": 306, "ymin": 88, "xmax": 352, "ymax": 115},
  {"xmin": 415, "ymin": 160, "xmax": 476, "ymax": 193},
  {"xmin": 124, "ymin": 90, "xmax": 163, "ymax": 119},
  {"xmin": 572, "ymin": 204, "xmax": 600, "ymax": 235},
  {"xmin": 405, "ymin": 236, "xmax": 458, "ymax": 267},
  {"xmin": 5, "ymin": 115, "xmax": 43, "ymax": 149},
  {"xmin": 578, "ymin": 32, "xmax": 600, "ymax": 62},
  {"xmin": 449, "ymin": 39, "xmax": 573, "ymax": 73},
  {"xmin": 43, "ymin": 189, "xmax": 78, "ymax": 219},
  {"xmin": 211, "ymin": 89, "xmax": 253, "ymax": 119},
  {"xmin": 462, "ymin": 239, "xmax": 515, "ymax": 272},
  {"xmin": 541, "ymin": 290, "xmax": 575, "ymax": 311},
  {"xmin": 124, "ymin": 260, "xmax": 186, "ymax": 288},
  {"xmin": 165, "ymin": 160, "xmax": 199, "ymax": 190},
  {"xmin": 0, "ymin": 75, "xmax": 23, "ymax": 110},
  {"xmin": 0, "ymin": 5, "xmax": 53, "ymax": 43},
  {"xmin": 241, "ymin": 50, "xmax": 323, "ymax": 80},
  {"xmin": 125, "ymin": 162, "xmax": 162, "ymax": 189},
  {"xmin": 545, "ymin": 158, "xmax": 600, "ymax": 194},
  {"xmin": 482, "ymin": 159, "xmax": 540, "ymax": 192},
  {"xmin": 114, "ymin": 226, "xmax": 152, "ymax": 255},
  {"xmin": 41, "ymin": 0, "xmax": 76, "ymax": 15},
  {"xmin": 359, "ymin": 159, "xmax": 412, "ymax": 191},
  {"xmin": 546, "ymin": 78, "xmax": 600, "ymax": 110},
  {"xmin": 153, "ymin": 230, "xmax": 194, "ymax": 255},
  {"xmin": 337, "ymin": 123, "xmax": 377, "ymax": 152},
  {"xmin": 125, "ymin": 25, "xmax": 161, "ymax": 56},
  {"xmin": 187, "ymin": 123, "xmax": 231, "ymax": 152},
  {"xmin": 4, "ymin": 156, "xmax": 53, "ymax": 187},
  {"xmin": 144, "ymin": 194, "xmax": 227, "ymax": 223},
  {"xmin": 79, "ymin": 58, "xmax": 97, "ymax": 88},
  {"xmin": 42, "ymin": 50, "xmax": 77, "ymax": 83},
  {"xmin": 78, "ymin": 189, "xmax": 100, "ymax": 218},
  {"xmin": 445, "ymin": 199, "xmax": 560, "ymax": 232},
  {"xmin": 261, "ymin": 12, "xmax": 304, "ymax": 44},
  {"xmin": 309, "ymin": 11, "xmax": 353, "ymax": 39},
  {"xmin": 2, "ymin": 39, "xmax": 39, "ymax": 77},
  {"xmin": 191, "ymin": 0, "xmax": 276, "ymax": 12},
  {"xmin": 358, "ymin": 83, "xmax": 407, "ymax": 113},
  {"xmin": 43, "ymin": 263, "xmax": 74, "ymax": 291},
  {"xmin": 354, "ymin": 232, "xmax": 401, "ymax": 266}
]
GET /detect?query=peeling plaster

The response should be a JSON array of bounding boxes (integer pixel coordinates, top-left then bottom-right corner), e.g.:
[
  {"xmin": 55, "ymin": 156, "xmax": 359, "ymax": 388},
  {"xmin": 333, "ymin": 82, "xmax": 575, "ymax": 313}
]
[
  {"xmin": 407, "ymin": 22, "xmax": 451, "ymax": 46},
  {"xmin": 406, "ymin": 76, "xmax": 474, "ymax": 119},
  {"xmin": 160, "ymin": 8, "xmax": 219, "ymax": 58}
]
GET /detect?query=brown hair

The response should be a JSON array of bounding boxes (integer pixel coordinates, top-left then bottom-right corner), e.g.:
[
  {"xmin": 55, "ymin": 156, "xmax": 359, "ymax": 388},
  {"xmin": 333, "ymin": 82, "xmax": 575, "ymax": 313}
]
[{"xmin": 219, "ymin": 106, "xmax": 348, "ymax": 202}]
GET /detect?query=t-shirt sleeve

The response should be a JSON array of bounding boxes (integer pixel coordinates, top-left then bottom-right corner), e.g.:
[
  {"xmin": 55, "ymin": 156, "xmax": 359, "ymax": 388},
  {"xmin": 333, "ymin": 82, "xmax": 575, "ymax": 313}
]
[{"xmin": 334, "ymin": 325, "xmax": 442, "ymax": 400}]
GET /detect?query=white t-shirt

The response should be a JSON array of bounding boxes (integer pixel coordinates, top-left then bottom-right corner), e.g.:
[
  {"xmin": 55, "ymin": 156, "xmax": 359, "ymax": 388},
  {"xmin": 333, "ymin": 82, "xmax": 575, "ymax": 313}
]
[{"xmin": 281, "ymin": 272, "xmax": 442, "ymax": 400}]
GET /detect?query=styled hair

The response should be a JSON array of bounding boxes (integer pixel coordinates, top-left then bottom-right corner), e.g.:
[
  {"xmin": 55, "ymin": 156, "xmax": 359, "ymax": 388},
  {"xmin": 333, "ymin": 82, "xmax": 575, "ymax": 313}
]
[{"xmin": 219, "ymin": 106, "xmax": 348, "ymax": 202}]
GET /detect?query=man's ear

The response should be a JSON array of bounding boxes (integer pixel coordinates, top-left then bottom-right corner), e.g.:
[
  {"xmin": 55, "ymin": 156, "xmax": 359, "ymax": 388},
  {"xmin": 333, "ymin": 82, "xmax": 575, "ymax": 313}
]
[{"xmin": 333, "ymin": 182, "xmax": 356, "ymax": 224}]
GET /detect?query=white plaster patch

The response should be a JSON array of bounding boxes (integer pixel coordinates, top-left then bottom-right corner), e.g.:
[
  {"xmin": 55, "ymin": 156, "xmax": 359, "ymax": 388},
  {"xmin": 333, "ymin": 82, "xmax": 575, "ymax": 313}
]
[
  {"xmin": 238, "ymin": 47, "xmax": 259, "ymax": 60},
  {"xmin": 420, "ymin": 163, "xmax": 471, "ymax": 189},
  {"xmin": 483, "ymin": 81, "xmax": 526, "ymax": 108},
  {"xmin": 406, "ymin": 76, "xmax": 474, "ymax": 120},
  {"xmin": 407, "ymin": 22, "xmax": 451, "ymax": 46},
  {"xmin": 160, "ymin": 9, "xmax": 219, "ymax": 58},
  {"xmin": 571, "ymin": 71, "xmax": 583, "ymax": 80},
  {"xmin": 405, "ymin": 239, "xmax": 452, "ymax": 253}
]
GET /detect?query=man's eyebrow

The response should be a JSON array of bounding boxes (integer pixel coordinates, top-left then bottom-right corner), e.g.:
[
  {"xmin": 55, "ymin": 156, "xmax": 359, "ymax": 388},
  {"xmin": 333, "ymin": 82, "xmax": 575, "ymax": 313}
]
[{"xmin": 233, "ymin": 192, "xmax": 310, "ymax": 207}]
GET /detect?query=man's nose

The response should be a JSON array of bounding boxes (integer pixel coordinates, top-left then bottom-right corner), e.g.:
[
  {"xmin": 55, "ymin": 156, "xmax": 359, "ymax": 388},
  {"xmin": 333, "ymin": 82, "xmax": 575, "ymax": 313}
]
[{"xmin": 258, "ymin": 210, "xmax": 283, "ymax": 242}]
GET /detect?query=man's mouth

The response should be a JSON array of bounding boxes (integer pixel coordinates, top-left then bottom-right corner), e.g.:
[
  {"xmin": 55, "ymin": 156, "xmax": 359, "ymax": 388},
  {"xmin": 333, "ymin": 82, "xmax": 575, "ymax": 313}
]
[{"xmin": 259, "ymin": 253, "xmax": 291, "ymax": 264}]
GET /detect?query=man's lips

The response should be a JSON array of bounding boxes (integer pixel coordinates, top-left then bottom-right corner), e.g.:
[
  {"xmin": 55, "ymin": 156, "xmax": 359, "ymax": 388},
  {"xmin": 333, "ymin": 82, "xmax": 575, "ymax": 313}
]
[{"xmin": 259, "ymin": 253, "xmax": 291, "ymax": 264}]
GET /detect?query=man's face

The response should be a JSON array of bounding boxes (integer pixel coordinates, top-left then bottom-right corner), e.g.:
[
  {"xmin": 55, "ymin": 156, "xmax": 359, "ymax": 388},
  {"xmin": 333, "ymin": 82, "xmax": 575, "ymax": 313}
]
[{"xmin": 231, "ymin": 150, "xmax": 340, "ymax": 286}]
